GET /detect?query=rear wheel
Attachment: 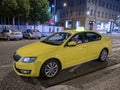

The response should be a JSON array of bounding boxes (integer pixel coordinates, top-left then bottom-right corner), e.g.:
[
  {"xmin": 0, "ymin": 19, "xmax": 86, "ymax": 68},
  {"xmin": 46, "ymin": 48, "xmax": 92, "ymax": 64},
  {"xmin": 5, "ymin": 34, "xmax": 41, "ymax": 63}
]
[
  {"xmin": 7, "ymin": 36, "xmax": 11, "ymax": 40},
  {"xmin": 40, "ymin": 59, "xmax": 61, "ymax": 79},
  {"xmin": 28, "ymin": 36, "xmax": 31, "ymax": 39},
  {"xmin": 98, "ymin": 49, "xmax": 108, "ymax": 61}
]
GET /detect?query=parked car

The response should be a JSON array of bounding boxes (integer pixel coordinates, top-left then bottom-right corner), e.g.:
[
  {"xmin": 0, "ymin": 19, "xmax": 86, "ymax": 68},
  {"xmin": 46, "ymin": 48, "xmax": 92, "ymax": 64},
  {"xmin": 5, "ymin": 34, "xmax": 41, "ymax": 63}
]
[
  {"xmin": 23, "ymin": 29, "xmax": 41, "ymax": 39},
  {"xmin": 0, "ymin": 29, "xmax": 23, "ymax": 40},
  {"xmin": 13, "ymin": 30, "xmax": 112, "ymax": 78}
]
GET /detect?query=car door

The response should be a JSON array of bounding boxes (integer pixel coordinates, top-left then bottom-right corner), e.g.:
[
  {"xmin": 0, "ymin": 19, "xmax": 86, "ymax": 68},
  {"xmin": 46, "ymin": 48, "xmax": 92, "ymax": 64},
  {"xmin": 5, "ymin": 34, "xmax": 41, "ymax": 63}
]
[
  {"xmin": 84, "ymin": 32, "xmax": 102, "ymax": 60},
  {"xmin": 63, "ymin": 33, "xmax": 88, "ymax": 67}
]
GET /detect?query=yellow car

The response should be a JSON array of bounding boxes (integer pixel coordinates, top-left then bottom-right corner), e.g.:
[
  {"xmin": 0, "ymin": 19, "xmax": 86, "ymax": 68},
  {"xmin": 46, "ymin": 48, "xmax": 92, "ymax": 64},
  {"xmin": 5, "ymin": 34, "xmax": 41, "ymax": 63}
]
[{"xmin": 13, "ymin": 30, "xmax": 112, "ymax": 78}]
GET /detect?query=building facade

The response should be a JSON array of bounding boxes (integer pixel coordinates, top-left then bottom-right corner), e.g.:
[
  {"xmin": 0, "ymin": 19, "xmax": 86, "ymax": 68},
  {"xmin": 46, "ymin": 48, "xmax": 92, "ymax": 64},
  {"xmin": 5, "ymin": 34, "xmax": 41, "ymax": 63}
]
[{"xmin": 56, "ymin": 0, "xmax": 120, "ymax": 32}]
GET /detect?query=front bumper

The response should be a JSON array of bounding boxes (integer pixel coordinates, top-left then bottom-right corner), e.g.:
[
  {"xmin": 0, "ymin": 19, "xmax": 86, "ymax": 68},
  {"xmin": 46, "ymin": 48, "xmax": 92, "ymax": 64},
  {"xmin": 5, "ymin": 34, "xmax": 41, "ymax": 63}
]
[{"xmin": 13, "ymin": 61, "xmax": 41, "ymax": 77}]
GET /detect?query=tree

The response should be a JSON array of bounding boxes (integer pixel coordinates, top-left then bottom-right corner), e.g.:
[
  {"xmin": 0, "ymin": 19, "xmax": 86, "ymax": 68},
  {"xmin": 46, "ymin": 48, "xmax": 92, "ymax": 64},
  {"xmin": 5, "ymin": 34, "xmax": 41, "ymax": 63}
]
[
  {"xmin": 16, "ymin": 0, "xmax": 30, "ymax": 18},
  {"xmin": 0, "ymin": 0, "xmax": 17, "ymax": 17},
  {"xmin": 0, "ymin": 0, "xmax": 50, "ymax": 26},
  {"xmin": 0, "ymin": 0, "xmax": 30, "ymax": 25},
  {"xmin": 29, "ymin": 0, "xmax": 51, "ymax": 25},
  {"xmin": 0, "ymin": 0, "xmax": 17, "ymax": 25}
]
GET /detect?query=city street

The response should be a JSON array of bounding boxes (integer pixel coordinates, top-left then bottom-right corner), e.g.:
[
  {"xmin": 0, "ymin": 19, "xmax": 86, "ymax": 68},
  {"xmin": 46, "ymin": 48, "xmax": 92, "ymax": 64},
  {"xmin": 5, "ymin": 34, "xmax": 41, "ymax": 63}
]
[{"xmin": 0, "ymin": 34, "xmax": 120, "ymax": 90}]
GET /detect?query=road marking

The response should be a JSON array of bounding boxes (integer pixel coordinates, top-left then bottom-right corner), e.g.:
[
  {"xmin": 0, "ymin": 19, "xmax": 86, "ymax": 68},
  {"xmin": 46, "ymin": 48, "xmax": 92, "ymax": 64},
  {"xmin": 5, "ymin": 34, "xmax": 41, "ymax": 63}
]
[
  {"xmin": 0, "ymin": 64, "xmax": 12, "ymax": 68},
  {"xmin": 112, "ymin": 44, "xmax": 120, "ymax": 47},
  {"xmin": 112, "ymin": 48, "xmax": 120, "ymax": 52}
]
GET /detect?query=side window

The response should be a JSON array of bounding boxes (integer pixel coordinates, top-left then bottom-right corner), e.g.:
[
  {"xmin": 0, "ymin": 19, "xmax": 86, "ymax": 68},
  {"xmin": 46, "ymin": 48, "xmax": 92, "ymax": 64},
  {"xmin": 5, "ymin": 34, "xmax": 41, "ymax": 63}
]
[
  {"xmin": 85, "ymin": 32, "xmax": 101, "ymax": 42},
  {"xmin": 2, "ymin": 30, "xmax": 9, "ymax": 33},
  {"xmin": 69, "ymin": 33, "xmax": 84, "ymax": 44}
]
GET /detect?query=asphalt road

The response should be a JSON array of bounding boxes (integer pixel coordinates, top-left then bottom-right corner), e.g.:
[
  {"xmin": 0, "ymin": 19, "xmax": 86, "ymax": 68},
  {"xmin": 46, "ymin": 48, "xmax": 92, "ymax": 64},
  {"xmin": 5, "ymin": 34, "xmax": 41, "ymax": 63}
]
[{"xmin": 0, "ymin": 34, "xmax": 120, "ymax": 90}]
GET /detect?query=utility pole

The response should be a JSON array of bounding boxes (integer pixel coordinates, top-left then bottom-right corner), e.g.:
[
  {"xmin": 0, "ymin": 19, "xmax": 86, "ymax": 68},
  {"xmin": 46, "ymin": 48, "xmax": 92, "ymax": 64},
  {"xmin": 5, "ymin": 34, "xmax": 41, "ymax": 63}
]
[
  {"xmin": 94, "ymin": 0, "xmax": 98, "ymax": 31},
  {"xmin": 53, "ymin": 0, "xmax": 56, "ymax": 32}
]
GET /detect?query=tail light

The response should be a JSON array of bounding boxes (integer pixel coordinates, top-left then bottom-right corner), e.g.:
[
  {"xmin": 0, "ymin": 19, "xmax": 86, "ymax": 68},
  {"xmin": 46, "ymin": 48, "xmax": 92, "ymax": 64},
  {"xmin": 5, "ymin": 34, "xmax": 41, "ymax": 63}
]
[
  {"xmin": 30, "ymin": 32, "xmax": 33, "ymax": 35},
  {"xmin": 10, "ymin": 32, "xmax": 14, "ymax": 35}
]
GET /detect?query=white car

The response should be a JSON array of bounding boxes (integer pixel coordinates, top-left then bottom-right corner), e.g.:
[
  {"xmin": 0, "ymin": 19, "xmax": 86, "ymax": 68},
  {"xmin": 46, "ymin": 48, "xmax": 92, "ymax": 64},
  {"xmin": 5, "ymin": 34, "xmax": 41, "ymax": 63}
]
[
  {"xmin": 23, "ymin": 29, "xmax": 41, "ymax": 39},
  {"xmin": 0, "ymin": 29, "xmax": 23, "ymax": 40}
]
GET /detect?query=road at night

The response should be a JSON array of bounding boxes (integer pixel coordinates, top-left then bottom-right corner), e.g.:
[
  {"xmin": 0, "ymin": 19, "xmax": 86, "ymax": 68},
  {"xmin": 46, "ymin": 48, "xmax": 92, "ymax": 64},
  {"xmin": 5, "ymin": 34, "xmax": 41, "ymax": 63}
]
[{"xmin": 0, "ymin": 34, "xmax": 120, "ymax": 90}]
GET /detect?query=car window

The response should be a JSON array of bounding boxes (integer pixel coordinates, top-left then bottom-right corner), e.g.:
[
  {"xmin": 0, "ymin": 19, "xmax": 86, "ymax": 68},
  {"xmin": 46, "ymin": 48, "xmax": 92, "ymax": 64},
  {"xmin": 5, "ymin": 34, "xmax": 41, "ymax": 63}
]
[
  {"xmin": 12, "ymin": 30, "xmax": 18, "ymax": 32},
  {"xmin": 85, "ymin": 32, "xmax": 101, "ymax": 42},
  {"xmin": 69, "ymin": 33, "xmax": 85, "ymax": 44},
  {"xmin": 42, "ymin": 32, "xmax": 71, "ymax": 45},
  {"xmin": 2, "ymin": 30, "xmax": 9, "ymax": 33}
]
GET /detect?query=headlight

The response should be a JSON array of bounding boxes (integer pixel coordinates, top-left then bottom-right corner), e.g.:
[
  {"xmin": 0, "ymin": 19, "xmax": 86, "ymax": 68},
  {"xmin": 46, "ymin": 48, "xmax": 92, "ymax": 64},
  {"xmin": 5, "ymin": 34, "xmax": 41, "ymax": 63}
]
[{"xmin": 21, "ymin": 57, "xmax": 37, "ymax": 63}]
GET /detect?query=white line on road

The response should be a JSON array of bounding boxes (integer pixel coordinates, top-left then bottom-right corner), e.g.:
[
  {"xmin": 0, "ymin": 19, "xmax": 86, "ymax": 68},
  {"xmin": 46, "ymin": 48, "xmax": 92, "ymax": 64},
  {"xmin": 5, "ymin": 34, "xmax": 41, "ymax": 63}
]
[
  {"xmin": 112, "ymin": 44, "xmax": 120, "ymax": 47},
  {"xmin": 0, "ymin": 64, "xmax": 12, "ymax": 68},
  {"xmin": 112, "ymin": 48, "xmax": 120, "ymax": 52}
]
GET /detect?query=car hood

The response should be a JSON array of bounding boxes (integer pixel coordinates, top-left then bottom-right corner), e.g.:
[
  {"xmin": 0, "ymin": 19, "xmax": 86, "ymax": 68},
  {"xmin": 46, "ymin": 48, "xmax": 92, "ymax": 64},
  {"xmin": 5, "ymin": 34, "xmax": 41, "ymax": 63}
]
[{"xmin": 16, "ymin": 42, "xmax": 59, "ymax": 56}]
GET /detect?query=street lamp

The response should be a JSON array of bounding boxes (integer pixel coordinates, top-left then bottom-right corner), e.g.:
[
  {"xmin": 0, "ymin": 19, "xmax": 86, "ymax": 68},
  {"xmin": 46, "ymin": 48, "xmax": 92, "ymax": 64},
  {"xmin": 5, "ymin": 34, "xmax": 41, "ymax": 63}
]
[
  {"xmin": 52, "ymin": 0, "xmax": 56, "ymax": 32},
  {"xmin": 54, "ymin": 0, "xmax": 56, "ymax": 24},
  {"xmin": 63, "ymin": 2, "xmax": 67, "ymax": 7}
]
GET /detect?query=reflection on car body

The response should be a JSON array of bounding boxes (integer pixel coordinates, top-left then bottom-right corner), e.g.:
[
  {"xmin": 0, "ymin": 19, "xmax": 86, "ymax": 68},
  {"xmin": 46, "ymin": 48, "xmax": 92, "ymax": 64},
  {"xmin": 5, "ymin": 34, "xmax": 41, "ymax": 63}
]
[{"xmin": 13, "ymin": 30, "xmax": 112, "ymax": 79}]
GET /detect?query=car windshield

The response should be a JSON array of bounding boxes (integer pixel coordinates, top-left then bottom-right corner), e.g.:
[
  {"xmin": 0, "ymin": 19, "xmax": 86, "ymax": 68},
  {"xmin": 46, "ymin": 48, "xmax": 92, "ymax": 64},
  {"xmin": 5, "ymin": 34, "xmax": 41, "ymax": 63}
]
[
  {"xmin": 41, "ymin": 32, "xmax": 71, "ymax": 45},
  {"xmin": 11, "ymin": 30, "xmax": 19, "ymax": 32}
]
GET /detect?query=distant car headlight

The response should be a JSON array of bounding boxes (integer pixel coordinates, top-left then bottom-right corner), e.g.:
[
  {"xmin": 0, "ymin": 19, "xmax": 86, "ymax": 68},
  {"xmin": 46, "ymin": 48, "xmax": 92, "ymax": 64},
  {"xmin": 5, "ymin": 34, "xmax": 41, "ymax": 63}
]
[{"xmin": 21, "ymin": 57, "xmax": 37, "ymax": 63}]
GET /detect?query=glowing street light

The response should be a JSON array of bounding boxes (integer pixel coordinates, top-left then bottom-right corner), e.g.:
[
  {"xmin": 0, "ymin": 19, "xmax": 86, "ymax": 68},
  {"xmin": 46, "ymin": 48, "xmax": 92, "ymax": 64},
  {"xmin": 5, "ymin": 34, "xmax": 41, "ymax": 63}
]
[{"xmin": 63, "ymin": 2, "xmax": 67, "ymax": 7}]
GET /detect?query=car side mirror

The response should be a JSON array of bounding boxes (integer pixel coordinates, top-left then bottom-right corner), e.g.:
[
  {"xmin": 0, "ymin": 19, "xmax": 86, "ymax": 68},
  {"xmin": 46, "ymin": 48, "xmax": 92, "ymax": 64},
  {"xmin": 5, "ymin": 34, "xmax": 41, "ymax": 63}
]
[{"xmin": 67, "ymin": 41, "xmax": 76, "ymax": 46}]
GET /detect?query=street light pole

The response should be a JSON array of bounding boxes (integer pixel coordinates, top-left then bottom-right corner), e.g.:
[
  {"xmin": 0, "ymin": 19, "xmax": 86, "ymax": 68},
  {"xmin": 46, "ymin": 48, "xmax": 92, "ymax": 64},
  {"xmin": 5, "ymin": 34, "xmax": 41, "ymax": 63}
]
[
  {"xmin": 94, "ymin": 0, "xmax": 98, "ymax": 31},
  {"xmin": 53, "ymin": 0, "xmax": 56, "ymax": 32}
]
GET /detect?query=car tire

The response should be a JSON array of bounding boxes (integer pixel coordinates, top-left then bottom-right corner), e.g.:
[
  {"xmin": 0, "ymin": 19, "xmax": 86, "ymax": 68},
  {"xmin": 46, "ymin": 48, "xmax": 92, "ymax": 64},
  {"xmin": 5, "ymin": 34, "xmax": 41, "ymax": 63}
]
[
  {"xmin": 98, "ymin": 49, "xmax": 108, "ymax": 62},
  {"xmin": 7, "ymin": 36, "xmax": 11, "ymax": 40},
  {"xmin": 40, "ymin": 59, "xmax": 61, "ymax": 79},
  {"xmin": 28, "ymin": 36, "xmax": 31, "ymax": 39}
]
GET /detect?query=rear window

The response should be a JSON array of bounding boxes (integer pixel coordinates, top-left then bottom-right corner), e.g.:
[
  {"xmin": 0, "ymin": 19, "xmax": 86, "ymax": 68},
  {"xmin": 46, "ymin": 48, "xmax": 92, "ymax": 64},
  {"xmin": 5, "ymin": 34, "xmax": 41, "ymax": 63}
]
[{"xmin": 85, "ymin": 32, "xmax": 101, "ymax": 42}]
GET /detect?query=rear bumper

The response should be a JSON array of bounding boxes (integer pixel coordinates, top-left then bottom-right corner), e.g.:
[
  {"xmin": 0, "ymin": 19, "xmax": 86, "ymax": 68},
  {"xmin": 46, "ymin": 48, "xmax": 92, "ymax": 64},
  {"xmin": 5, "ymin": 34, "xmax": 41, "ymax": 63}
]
[{"xmin": 9, "ymin": 35, "xmax": 23, "ymax": 39}]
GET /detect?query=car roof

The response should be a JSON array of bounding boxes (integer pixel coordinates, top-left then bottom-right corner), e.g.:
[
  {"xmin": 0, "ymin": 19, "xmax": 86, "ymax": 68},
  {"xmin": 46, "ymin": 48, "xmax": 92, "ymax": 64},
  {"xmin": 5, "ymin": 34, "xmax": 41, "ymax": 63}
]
[{"xmin": 61, "ymin": 30, "xmax": 100, "ymax": 35}]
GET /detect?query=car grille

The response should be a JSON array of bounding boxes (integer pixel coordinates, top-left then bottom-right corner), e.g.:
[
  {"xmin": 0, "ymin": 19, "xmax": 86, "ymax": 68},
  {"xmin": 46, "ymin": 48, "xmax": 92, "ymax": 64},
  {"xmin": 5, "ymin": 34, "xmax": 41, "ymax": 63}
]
[{"xmin": 13, "ymin": 54, "xmax": 21, "ymax": 62}]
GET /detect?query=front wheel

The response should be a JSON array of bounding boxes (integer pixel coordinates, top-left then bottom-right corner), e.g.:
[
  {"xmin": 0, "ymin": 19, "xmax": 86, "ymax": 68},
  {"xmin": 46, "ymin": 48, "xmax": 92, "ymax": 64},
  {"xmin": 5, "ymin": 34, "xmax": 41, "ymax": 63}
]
[
  {"xmin": 98, "ymin": 49, "xmax": 108, "ymax": 61},
  {"xmin": 40, "ymin": 59, "xmax": 61, "ymax": 79}
]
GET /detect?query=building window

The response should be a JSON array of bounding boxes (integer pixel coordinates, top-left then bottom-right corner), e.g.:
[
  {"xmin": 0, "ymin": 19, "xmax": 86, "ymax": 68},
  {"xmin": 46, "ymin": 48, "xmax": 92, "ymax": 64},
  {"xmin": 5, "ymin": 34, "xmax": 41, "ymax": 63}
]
[
  {"xmin": 101, "ymin": 12, "xmax": 104, "ymax": 18},
  {"xmin": 91, "ymin": 0, "xmax": 94, "ymax": 4},
  {"xmin": 99, "ymin": 0, "xmax": 101, "ymax": 6},
  {"xmin": 79, "ymin": 9, "xmax": 81, "ymax": 15},
  {"xmin": 112, "ymin": 14, "xmax": 114, "ymax": 19},
  {"xmin": 70, "ymin": 10, "xmax": 72, "ymax": 16},
  {"xmin": 98, "ymin": 11, "xmax": 100, "ymax": 17},
  {"xmin": 88, "ymin": 0, "xmax": 90, "ymax": 3},
  {"xmin": 109, "ymin": 13, "xmax": 111, "ymax": 19},
  {"xmin": 66, "ymin": 11, "xmax": 68, "ymax": 17},
  {"xmin": 113, "ymin": 5, "xmax": 115, "ymax": 10},
  {"xmin": 102, "ymin": 1, "xmax": 105, "ymax": 7},
  {"xmin": 94, "ymin": 10, "xmax": 96, "ymax": 17},
  {"xmin": 110, "ymin": 4, "xmax": 112, "ymax": 9},
  {"xmin": 105, "ymin": 12, "xmax": 107, "ymax": 18},
  {"xmin": 90, "ymin": 9, "xmax": 93, "ymax": 16},
  {"xmin": 116, "ymin": 6, "xmax": 118, "ymax": 11},
  {"xmin": 106, "ymin": 3, "xmax": 108, "ymax": 8}
]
